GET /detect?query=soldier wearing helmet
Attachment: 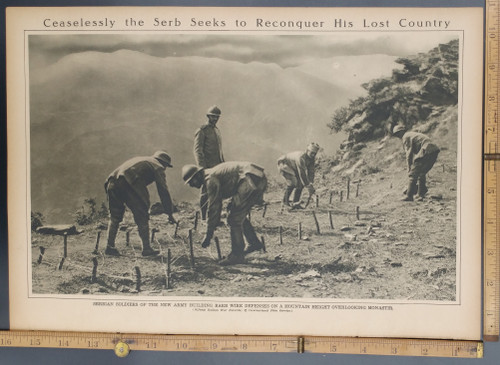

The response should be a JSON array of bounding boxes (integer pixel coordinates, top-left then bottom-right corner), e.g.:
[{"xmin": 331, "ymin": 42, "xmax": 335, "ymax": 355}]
[
  {"xmin": 182, "ymin": 161, "xmax": 267, "ymax": 265},
  {"xmin": 103, "ymin": 151, "xmax": 177, "ymax": 256},
  {"xmin": 392, "ymin": 125, "xmax": 440, "ymax": 201},
  {"xmin": 277, "ymin": 143, "xmax": 320, "ymax": 207},
  {"xmin": 193, "ymin": 105, "xmax": 225, "ymax": 219}
]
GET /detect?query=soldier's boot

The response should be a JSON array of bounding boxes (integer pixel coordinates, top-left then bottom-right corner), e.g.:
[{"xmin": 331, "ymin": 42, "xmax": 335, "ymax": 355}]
[
  {"xmin": 219, "ymin": 226, "xmax": 245, "ymax": 265},
  {"xmin": 105, "ymin": 219, "xmax": 120, "ymax": 256},
  {"xmin": 401, "ymin": 178, "xmax": 418, "ymax": 202},
  {"xmin": 292, "ymin": 187, "xmax": 303, "ymax": 203},
  {"xmin": 242, "ymin": 219, "xmax": 263, "ymax": 255},
  {"xmin": 282, "ymin": 186, "xmax": 294, "ymax": 206},
  {"xmin": 417, "ymin": 175, "xmax": 428, "ymax": 200},
  {"xmin": 138, "ymin": 223, "xmax": 159, "ymax": 257}
]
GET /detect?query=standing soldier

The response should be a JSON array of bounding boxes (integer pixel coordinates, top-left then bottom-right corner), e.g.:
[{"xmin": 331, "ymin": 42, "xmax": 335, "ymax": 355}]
[
  {"xmin": 182, "ymin": 162, "xmax": 267, "ymax": 265},
  {"xmin": 104, "ymin": 151, "xmax": 177, "ymax": 256},
  {"xmin": 277, "ymin": 143, "xmax": 320, "ymax": 207},
  {"xmin": 392, "ymin": 125, "xmax": 440, "ymax": 201},
  {"xmin": 193, "ymin": 105, "xmax": 225, "ymax": 220}
]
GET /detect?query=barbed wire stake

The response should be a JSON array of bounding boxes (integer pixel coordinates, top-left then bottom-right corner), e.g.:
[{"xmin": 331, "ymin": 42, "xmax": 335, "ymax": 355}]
[
  {"xmin": 214, "ymin": 237, "xmax": 222, "ymax": 260},
  {"xmin": 279, "ymin": 226, "xmax": 283, "ymax": 245},
  {"xmin": 91, "ymin": 257, "xmax": 98, "ymax": 283},
  {"xmin": 356, "ymin": 206, "xmax": 360, "ymax": 221},
  {"xmin": 135, "ymin": 266, "xmax": 141, "ymax": 292},
  {"xmin": 166, "ymin": 249, "xmax": 172, "ymax": 289},
  {"xmin": 261, "ymin": 236, "xmax": 267, "ymax": 253},
  {"xmin": 63, "ymin": 232, "xmax": 68, "ymax": 258},
  {"xmin": 329, "ymin": 211, "xmax": 334, "ymax": 230},
  {"xmin": 93, "ymin": 231, "xmax": 101, "ymax": 254},
  {"xmin": 37, "ymin": 246, "xmax": 45, "ymax": 264},
  {"xmin": 188, "ymin": 229, "xmax": 195, "ymax": 269},
  {"xmin": 312, "ymin": 211, "xmax": 321, "ymax": 235}
]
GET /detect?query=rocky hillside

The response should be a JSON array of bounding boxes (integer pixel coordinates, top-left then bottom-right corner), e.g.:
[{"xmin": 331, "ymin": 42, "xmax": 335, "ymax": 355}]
[{"xmin": 327, "ymin": 39, "xmax": 458, "ymax": 153}]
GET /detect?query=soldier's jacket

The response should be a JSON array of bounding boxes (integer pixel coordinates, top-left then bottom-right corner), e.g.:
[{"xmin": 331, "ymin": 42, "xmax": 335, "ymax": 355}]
[
  {"xmin": 105, "ymin": 156, "xmax": 174, "ymax": 214},
  {"xmin": 402, "ymin": 131, "xmax": 440, "ymax": 170},
  {"xmin": 204, "ymin": 162, "xmax": 266, "ymax": 232},
  {"xmin": 277, "ymin": 151, "xmax": 315, "ymax": 187},
  {"xmin": 194, "ymin": 123, "xmax": 224, "ymax": 168}
]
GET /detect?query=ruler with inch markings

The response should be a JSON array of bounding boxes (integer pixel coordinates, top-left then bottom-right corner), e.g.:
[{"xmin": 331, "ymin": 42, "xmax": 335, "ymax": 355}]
[{"xmin": 485, "ymin": 0, "xmax": 500, "ymax": 342}]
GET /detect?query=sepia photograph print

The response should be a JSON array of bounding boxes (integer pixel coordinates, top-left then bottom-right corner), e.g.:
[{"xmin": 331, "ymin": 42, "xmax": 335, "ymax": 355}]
[
  {"xmin": 7, "ymin": 6, "xmax": 483, "ymax": 339},
  {"xmin": 29, "ymin": 32, "xmax": 460, "ymax": 301}
]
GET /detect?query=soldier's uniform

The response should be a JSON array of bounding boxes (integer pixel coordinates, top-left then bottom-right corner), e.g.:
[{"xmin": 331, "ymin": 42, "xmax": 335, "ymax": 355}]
[
  {"xmin": 193, "ymin": 106, "xmax": 225, "ymax": 219},
  {"xmin": 185, "ymin": 161, "xmax": 267, "ymax": 265},
  {"xmin": 277, "ymin": 144, "xmax": 319, "ymax": 205},
  {"xmin": 104, "ymin": 152, "xmax": 175, "ymax": 256},
  {"xmin": 400, "ymin": 130, "xmax": 440, "ymax": 200},
  {"xmin": 193, "ymin": 123, "xmax": 224, "ymax": 168}
]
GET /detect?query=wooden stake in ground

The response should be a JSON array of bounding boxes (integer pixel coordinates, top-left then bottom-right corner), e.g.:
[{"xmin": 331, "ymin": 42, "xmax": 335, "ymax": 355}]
[
  {"xmin": 298, "ymin": 222, "xmax": 302, "ymax": 240},
  {"xmin": 346, "ymin": 178, "xmax": 351, "ymax": 200},
  {"xmin": 214, "ymin": 237, "xmax": 222, "ymax": 260},
  {"xmin": 63, "ymin": 232, "xmax": 68, "ymax": 258},
  {"xmin": 262, "ymin": 203, "xmax": 268, "ymax": 218},
  {"xmin": 315, "ymin": 195, "xmax": 319, "ymax": 208},
  {"xmin": 261, "ymin": 236, "xmax": 267, "ymax": 253},
  {"xmin": 279, "ymin": 226, "xmax": 283, "ymax": 245},
  {"xmin": 356, "ymin": 206, "xmax": 360, "ymax": 221},
  {"xmin": 329, "ymin": 211, "xmax": 334, "ymax": 230},
  {"xmin": 58, "ymin": 257, "xmax": 65, "ymax": 270},
  {"xmin": 356, "ymin": 180, "xmax": 360, "ymax": 198},
  {"xmin": 37, "ymin": 246, "xmax": 45, "ymax": 264},
  {"xmin": 329, "ymin": 191, "xmax": 334, "ymax": 204},
  {"xmin": 312, "ymin": 211, "xmax": 321, "ymax": 234},
  {"xmin": 126, "ymin": 231, "xmax": 130, "ymax": 247},
  {"xmin": 135, "ymin": 266, "xmax": 141, "ymax": 292},
  {"xmin": 188, "ymin": 229, "xmax": 195, "ymax": 269},
  {"xmin": 194, "ymin": 211, "xmax": 199, "ymax": 231},
  {"xmin": 166, "ymin": 249, "xmax": 172, "ymax": 289},
  {"xmin": 174, "ymin": 221, "xmax": 179, "ymax": 238},
  {"xmin": 91, "ymin": 257, "xmax": 98, "ymax": 283},
  {"xmin": 151, "ymin": 228, "xmax": 159, "ymax": 243},
  {"xmin": 340, "ymin": 191, "xmax": 343, "ymax": 202},
  {"xmin": 93, "ymin": 231, "xmax": 101, "ymax": 254}
]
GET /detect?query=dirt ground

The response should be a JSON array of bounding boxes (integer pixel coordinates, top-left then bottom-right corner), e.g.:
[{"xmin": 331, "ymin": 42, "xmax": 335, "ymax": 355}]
[{"xmin": 31, "ymin": 134, "xmax": 457, "ymax": 301}]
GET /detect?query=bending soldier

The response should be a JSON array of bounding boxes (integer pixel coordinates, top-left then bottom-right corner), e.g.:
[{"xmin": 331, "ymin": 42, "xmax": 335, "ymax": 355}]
[
  {"xmin": 392, "ymin": 125, "xmax": 440, "ymax": 201},
  {"xmin": 193, "ymin": 105, "xmax": 225, "ymax": 220},
  {"xmin": 104, "ymin": 151, "xmax": 177, "ymax": 256},
  {"xmin": 182, "ymin": 161, "xmax": 267, "ymax": 265},
  {"xmin": 277, "ymin": 143, "xmax": 320, "ymax": 207}
]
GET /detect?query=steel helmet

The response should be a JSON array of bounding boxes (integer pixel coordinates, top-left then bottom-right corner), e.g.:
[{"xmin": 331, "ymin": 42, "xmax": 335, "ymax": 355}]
[
  {"xmin": 182, "ymin": 164, "xmax": 203, "ymax": 185},
  {"xmin": 206, "ymin": 105, "xmax": 221, "ymax": 117},
  {"xmin": 392, "ymin": 125, "xmax": 406, "ymax": 135},
  {"xmin": 153, "ymin": 151, "xmax": 172, "ymax": 167}
]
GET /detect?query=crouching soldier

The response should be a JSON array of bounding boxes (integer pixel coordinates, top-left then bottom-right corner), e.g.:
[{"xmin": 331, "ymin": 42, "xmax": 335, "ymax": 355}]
[
  {"xmin": 104, "ymin": 151, "xmax": 177, "ymax": 256},
  {"xmin": 392, "ymin": 125, "xmax": 440, "ymax": 201},
  {"xmin": 277, "ymin": 143, "xmax": 320, "ymax": 207},
  {"xmin": 182, "ymin": 161, "xmax": 267, "ymax": 265}
]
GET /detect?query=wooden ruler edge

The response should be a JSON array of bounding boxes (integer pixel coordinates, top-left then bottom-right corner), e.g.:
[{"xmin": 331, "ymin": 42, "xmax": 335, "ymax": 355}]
[
  {"xmin": 484, "ymin": 0, "xmax": 500, "ymax": 342},
  {"xmin": 0, "ymin": 330, "xmax": 484, "ymax": 358}
]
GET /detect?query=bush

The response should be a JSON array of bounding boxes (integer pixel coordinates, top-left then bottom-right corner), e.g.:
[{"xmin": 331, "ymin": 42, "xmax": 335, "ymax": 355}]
[
  {"xmin": 31, "ymin": 211, "xmax": 44, "ymax": 231},
  {"xmin": 74, "ymin": 198, "xmax": 108, "ymax": 225}
]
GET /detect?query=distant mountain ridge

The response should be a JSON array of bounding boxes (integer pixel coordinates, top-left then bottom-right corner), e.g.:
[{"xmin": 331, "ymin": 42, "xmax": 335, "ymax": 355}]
[{"xmin": 30, "ymin": 50, "xmax": 353, "ymax": 223}]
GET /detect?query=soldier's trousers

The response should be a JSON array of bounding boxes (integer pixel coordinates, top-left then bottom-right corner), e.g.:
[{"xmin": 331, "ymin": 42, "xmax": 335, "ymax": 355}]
[
  {"xmin": 105, "ymin": 177, "xmax": 150, "ymax": 248},
  {"xmin": 409, "ymin": 150, "xmax": 440, "ymax": 179},
  {"xmin": 278, "ymin": 163, "xmax": 303, "ymax": 203},
  {"xmin": 226, "ymin": 175, "xmax": 267, "ymax": 256}
]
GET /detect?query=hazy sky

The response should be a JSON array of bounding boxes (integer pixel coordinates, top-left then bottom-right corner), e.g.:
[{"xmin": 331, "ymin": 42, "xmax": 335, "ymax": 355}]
[{"xmin": 29, "ymin": 33, "xmax": 458, "ymax": 70}]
